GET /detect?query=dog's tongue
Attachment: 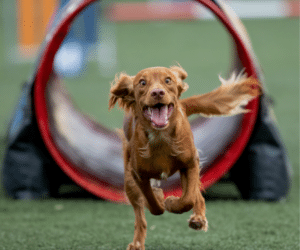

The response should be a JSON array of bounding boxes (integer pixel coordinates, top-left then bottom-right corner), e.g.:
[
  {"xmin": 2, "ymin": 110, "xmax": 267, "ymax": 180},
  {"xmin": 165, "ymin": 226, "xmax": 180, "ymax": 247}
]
[{"xmin": 151, "ymin": 105, "xmax": 168, "ymax": 127}]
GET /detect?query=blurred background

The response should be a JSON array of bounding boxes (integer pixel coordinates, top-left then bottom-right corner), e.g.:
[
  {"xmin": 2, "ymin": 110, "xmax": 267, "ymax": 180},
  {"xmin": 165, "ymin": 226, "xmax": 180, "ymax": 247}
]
[{"xmin": 0, "ymin": 0, "xmax": 299, "ymax": 196}]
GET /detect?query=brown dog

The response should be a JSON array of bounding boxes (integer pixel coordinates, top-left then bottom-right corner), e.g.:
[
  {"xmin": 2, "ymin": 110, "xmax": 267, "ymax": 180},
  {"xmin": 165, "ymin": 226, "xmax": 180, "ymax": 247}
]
[{"xmin": 109, "ymin": 66, "xmax": 260, "ymax": 250}]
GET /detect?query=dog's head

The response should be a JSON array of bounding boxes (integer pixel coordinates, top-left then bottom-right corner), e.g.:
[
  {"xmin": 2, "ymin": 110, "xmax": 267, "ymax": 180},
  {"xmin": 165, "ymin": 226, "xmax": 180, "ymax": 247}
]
[{"xmin": 109, "ymin": 66, "xmax": 189, "ymax": 130}]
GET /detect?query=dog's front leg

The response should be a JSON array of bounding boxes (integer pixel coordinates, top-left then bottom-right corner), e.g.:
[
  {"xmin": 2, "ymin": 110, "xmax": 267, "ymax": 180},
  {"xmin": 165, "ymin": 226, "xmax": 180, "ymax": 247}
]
[
  {"xmin": 131, "ymin": 169, "xmax": 165, "ymax": 216},
  {"xmin": 179, "ymin": 166, "xmax": 208, "ymax": 230},
  {"xmin": 188, "ymin": 186, "xmax": 208, "ymax": 231},
  {"xmin": 164, "ymin": 166, "xmax": 199, "ymax": 214}
]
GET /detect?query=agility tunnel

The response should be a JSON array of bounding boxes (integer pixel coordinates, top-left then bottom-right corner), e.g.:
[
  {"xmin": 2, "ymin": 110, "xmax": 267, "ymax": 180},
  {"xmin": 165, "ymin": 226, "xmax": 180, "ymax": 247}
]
[{"xmin": 3, "ymin": 0, "xmax": 291, "ymax": 201}]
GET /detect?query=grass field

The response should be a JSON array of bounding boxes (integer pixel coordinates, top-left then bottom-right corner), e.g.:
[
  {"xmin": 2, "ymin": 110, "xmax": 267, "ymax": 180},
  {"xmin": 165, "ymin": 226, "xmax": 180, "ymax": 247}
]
[{"xmin": 0, "ymin": 2, "xmax": 299, "ymax": 249}]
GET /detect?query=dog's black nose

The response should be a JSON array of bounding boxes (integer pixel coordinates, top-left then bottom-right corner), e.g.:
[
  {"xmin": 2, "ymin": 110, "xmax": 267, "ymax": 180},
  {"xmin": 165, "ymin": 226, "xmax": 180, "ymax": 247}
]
[{"xmin": 151, "ymin": 88, "xmax": 165, "ymax": 99}]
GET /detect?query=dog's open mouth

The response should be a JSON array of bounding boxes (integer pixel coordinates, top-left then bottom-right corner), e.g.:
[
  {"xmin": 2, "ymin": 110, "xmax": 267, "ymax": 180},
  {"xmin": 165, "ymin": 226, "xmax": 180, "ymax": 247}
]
[{"xmin": 143, "ymin": 103, "xmax": 174, "ymax": 129}]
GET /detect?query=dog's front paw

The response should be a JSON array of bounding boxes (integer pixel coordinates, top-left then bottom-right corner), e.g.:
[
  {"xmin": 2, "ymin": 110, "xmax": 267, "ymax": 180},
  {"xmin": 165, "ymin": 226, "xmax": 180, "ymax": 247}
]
[
  {"xmin": 127, "ymin": 241, "xmax": 144, "ymax": 250},
  {"xmin": 165, "ymin": 196, "xmax": 194, "ymax": 214},
  {"xmin": 188, "ymin": 213, "xmax": 208, "ymax": 232},
  {"xmin": 164, "ymin": 196, "xmax": 180, "ymax": 213}
]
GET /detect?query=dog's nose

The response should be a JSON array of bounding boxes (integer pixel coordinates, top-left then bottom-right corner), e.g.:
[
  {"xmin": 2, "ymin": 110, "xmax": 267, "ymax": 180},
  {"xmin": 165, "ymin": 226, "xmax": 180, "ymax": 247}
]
[{"xmin": 151, "ymin": 88, "xmax": 165, "ymax": 99}]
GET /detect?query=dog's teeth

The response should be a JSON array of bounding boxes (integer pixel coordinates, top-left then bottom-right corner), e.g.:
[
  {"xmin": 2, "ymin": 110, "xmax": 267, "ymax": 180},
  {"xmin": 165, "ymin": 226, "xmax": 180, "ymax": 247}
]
[{"xmin": 148, "ymin": 107, "xmax": 152, "ymax": 116}]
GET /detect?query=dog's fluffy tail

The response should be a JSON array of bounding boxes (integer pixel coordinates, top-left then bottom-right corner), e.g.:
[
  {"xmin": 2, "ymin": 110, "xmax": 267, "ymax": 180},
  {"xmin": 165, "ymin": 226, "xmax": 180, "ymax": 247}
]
[{"xmin": 181, "ymin": 72, "xmax": 261, "ymax": 117}]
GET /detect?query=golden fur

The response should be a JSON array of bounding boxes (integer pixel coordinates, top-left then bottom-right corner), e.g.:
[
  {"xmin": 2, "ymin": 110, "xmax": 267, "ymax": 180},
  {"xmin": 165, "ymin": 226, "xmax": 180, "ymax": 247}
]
[{"xmin": 109, "ymin": 66, "xmax": 261, "ymax": 250}]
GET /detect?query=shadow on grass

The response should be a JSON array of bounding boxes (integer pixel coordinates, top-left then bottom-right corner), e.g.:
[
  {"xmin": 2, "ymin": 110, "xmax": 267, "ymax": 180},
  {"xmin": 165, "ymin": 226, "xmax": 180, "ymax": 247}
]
[{"xmin": 203, "ymin": 178, "xmax": 242, "ymax": 201}]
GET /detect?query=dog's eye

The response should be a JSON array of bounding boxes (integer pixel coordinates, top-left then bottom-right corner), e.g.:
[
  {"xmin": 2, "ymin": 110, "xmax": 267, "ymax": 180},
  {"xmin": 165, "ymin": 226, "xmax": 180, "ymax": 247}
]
[
  {"xmin": 165, "ymin": 77, "xmax": 171, "ymax": 84},
  {"xmin": 139, "ymin": 79, "xmax": 146, "ymax": 86}
]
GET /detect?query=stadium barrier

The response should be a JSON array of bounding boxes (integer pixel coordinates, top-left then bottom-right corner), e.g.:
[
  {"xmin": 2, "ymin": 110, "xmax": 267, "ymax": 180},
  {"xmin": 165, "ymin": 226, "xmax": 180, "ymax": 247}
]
[{"xmin": 16, "ymin": 0, "xmax": 299, "ymax": 58}]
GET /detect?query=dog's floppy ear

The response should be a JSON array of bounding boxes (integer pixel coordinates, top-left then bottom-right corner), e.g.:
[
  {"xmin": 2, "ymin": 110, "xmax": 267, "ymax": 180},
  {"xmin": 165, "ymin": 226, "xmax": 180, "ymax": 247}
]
[
  {"xmin": 109, "ymin": 72, "xmax": 135, "ymax": 111},
  {"xmin": 170, "ymin": 66, "xmax": 189, "ymax": 97},
  {"xmin": 170, "ymin": 65, "xmax": 188, "ymax": 80}
]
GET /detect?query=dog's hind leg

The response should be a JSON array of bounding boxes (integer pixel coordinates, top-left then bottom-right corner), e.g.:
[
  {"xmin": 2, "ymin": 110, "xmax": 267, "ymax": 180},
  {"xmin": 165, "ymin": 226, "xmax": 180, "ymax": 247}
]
[
  {"xmin": 122, "ymin": 138, "xmax": 147, "ymax": 250},
  {"xmin": 125, "ymin": 168, "xmax": 147, "ymax": 250}
]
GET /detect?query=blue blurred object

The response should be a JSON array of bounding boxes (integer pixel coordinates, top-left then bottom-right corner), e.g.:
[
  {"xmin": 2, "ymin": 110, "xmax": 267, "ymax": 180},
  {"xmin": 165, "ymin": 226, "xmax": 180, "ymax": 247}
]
[{"xmin": 54, "ymin": 0, "xmax": 99, "ymax": 77}]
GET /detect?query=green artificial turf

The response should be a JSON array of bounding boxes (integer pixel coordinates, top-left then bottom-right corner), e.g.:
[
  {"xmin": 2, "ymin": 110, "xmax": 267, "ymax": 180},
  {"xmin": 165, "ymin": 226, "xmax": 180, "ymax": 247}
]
[
  {"xmin": 0, "ymin": 197, "xmax": 299, "ymax": 250},
  {"xmin": 0, "ymin": 3, "xmax": 299, "ymax": 249}
]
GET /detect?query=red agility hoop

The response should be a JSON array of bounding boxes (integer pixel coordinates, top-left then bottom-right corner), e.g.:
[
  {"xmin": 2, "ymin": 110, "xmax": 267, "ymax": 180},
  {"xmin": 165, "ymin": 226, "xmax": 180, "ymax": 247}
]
[{"xmin": 33, "ymin": 0, "xmax": 259, "ymax": 202}]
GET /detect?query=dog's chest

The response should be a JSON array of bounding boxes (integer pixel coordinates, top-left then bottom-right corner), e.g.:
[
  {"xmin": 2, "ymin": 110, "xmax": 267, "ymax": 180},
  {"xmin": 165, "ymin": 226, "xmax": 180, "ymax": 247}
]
[
  {"xmin": 139, "ymin": 151, "xmax": 177, "ymax": 179},
  {"xmin": 138, "ymin": 131, "xmax": 189, "ymax": 178},
  {"xmin": 147, "ymin": 131, "xmax": 175, "ymax": 156}
]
